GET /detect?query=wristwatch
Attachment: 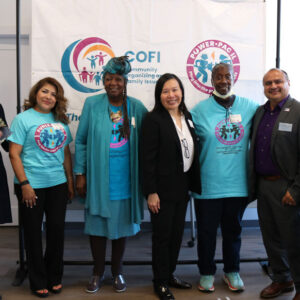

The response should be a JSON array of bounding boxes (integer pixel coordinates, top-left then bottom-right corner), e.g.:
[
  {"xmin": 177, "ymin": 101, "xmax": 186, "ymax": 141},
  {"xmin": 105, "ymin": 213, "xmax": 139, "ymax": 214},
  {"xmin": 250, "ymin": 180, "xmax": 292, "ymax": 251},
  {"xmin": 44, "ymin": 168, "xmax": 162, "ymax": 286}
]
[{"xmin": 20, "ymin": 180, "xmax": 29, "ymax": 186}]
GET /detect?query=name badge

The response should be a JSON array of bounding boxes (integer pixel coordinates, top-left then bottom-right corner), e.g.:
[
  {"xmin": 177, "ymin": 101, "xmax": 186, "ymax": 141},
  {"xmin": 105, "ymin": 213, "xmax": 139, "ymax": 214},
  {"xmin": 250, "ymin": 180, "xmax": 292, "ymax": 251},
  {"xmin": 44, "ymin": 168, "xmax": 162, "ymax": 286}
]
[
  {"xmin": 230, "ymin": 114, "xmax": 242, "ymax": 123},
  {"xmin": 278, "ymin": 122, "xmax": 292, "ymax": 132},
  {"xmin": 131, "ymin": 117, "xmax": 136, "ymax": 128},
  {"xmin": 188, "ymin": 119, "xmax": 194, "ymax": 128}
]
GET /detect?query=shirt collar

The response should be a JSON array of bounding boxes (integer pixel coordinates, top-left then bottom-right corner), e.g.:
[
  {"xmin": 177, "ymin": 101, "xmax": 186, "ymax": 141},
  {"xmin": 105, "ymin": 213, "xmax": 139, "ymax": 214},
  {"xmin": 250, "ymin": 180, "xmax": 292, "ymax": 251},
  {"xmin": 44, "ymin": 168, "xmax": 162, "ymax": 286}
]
[{"xmin": 264, "ymin": 95, "xmax": 289, "ymax": 112}]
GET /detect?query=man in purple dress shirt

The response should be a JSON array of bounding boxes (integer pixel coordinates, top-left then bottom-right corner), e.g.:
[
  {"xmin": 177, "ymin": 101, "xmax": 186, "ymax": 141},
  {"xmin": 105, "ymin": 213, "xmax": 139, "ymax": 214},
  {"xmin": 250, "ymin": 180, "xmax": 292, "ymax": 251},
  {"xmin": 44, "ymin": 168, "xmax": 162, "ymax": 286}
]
[{"xmin": 249, "ymin": 69, "xmax": 300, "ymax": 300}]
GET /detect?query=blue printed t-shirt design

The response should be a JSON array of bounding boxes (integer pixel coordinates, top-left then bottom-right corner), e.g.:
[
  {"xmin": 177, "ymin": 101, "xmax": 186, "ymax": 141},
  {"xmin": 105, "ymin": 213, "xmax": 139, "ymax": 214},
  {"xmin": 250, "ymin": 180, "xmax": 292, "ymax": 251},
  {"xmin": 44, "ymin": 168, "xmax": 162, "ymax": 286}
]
[
  {"xmin": 109, "ymin": 105, "xmax": 131, "ymax": 200},
  {"xmin": 8, "ymin": 108, "xmax": 72, "ymax": 188},
  {"xmin": 191, "ymin": 96, "xmax": 259, "ymax": 199}
]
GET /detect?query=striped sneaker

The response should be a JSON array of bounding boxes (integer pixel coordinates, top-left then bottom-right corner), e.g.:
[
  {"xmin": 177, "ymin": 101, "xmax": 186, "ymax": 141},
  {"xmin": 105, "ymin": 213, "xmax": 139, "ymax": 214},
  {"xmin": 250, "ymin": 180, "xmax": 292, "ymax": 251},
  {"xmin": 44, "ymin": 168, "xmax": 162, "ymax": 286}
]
[
  {"xmin": 223, "ymin": 272, "xmax": 245, "ymax": 292},
  {"xmin": 198, "ymin": 275, "xmax": 215, "ymax": 292}
]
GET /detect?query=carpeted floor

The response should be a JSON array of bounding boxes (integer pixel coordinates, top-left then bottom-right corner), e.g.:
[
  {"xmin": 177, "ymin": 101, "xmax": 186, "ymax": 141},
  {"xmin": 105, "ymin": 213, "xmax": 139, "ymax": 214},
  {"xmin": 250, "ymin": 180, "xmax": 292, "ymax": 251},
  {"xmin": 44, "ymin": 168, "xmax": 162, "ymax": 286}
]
[{"xmin": 0, "ymin": 226, "xmax": 297, "ymax": 299}]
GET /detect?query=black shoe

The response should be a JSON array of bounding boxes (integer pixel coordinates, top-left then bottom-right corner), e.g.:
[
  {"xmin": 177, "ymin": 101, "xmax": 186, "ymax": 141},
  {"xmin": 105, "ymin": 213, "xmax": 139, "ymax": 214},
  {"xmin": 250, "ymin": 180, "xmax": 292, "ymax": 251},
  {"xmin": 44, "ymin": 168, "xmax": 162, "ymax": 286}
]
[
  {"xmin": 169, "ymin": 275, "xmax": 192, "ymax": 289},
  {"xmin": 154, "ymin": 283, "xmax": 175, "ymax": 300}
]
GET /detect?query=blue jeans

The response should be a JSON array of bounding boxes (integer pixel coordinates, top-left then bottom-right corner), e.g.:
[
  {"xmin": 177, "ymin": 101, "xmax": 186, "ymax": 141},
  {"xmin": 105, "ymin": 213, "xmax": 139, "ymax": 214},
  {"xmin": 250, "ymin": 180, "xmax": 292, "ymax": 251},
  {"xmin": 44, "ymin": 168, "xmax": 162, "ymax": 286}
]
[{"xmin": 194, "ymin": 197, "xmax": 247, "ymax": 275}]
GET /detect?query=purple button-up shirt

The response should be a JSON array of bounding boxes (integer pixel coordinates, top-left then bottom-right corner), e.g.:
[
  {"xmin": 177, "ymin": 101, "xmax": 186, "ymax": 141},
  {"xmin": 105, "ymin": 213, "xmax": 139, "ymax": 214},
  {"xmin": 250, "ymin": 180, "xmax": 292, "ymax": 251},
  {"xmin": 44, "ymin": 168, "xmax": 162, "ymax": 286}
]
[{"xmin": 254, "ymin": 96, "xmax": 289, "ymax": 176}]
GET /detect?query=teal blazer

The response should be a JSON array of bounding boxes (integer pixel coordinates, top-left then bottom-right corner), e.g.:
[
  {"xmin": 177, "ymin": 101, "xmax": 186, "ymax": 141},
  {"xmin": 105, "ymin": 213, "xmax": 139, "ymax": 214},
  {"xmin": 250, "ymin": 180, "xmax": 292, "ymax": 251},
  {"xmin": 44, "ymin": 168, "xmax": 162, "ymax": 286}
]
[{"xmin": 74, "ymin": 93, "xmax": 147, "ymax": 223}]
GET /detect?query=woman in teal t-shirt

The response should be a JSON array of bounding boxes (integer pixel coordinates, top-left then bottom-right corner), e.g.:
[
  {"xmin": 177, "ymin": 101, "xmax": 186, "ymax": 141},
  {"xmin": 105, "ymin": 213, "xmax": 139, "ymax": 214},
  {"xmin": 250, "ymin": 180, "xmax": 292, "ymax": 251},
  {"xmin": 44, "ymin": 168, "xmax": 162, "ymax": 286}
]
[{"xmin": 9, "ymin": 77, "xmax": 74, "ymax": 298}]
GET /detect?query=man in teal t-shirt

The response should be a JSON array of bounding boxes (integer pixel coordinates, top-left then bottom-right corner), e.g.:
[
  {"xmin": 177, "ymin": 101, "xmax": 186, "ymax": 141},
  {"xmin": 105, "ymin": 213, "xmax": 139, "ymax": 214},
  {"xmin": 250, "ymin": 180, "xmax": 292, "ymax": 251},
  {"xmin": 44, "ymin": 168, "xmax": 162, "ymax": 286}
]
[{"xmin": 191, "ymin": 63, "xmax": 259, "ymax": 293}]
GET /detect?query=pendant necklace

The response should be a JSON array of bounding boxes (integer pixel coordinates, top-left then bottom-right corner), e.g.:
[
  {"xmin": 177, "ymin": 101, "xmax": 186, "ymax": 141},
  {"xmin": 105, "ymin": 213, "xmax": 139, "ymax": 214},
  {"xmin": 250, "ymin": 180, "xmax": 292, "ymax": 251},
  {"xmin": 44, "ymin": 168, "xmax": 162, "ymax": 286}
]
[{"xmin": 109, "ymin": 105, "xmax": 123, "ymax": 123}]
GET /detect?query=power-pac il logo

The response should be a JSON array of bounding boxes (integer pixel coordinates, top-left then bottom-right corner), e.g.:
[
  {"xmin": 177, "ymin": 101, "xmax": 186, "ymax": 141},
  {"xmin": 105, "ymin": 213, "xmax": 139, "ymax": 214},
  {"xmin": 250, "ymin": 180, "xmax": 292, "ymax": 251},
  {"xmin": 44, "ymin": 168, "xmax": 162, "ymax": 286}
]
[
  {"xmin": 35, "ymin": 123, "xmax": 67, "ymax": 153},
  {"xmin": 61, "ymin": 37, "xmax": 115, "ymax": 93},
  {"xmin": 186, "ymin": 40, "xmax": 240, "ymax": 94},
  {"xmin": 215, "ymin": 119, "xmax": 244, "ymax": 145}
]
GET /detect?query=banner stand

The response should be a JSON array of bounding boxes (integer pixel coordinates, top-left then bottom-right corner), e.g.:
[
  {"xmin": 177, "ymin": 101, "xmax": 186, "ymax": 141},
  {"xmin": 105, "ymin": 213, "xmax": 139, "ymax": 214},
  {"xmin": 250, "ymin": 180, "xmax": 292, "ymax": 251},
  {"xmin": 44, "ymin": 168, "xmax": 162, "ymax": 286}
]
[{"xmin": 12, "ymin": 0, "xmax": 28, "ymax": 287}]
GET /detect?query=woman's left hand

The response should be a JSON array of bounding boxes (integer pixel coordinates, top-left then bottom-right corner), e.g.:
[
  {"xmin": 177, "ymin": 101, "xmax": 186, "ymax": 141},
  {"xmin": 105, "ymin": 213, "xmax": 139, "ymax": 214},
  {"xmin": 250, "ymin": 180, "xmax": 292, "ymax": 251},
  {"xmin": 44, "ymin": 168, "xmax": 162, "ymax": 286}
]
[{"xmin": 147, "ymin": 193, "xmax": 160, "ymax": 214}]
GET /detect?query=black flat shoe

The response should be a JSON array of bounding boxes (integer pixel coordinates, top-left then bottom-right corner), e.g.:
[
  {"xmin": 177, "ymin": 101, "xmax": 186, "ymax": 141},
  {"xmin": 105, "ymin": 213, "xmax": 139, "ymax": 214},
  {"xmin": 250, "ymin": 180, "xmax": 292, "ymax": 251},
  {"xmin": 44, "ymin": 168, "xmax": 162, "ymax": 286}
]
[
  {"xmin": 154, "ymin": 283, "xmax": 175, "ymax": 300},
  {"xmin": 169, "ymin": 275, "xmax": 192, "ymax": 289},
  {"xmin": 32, "ymin": 289, "xmax": 49, "ymax": 298}
]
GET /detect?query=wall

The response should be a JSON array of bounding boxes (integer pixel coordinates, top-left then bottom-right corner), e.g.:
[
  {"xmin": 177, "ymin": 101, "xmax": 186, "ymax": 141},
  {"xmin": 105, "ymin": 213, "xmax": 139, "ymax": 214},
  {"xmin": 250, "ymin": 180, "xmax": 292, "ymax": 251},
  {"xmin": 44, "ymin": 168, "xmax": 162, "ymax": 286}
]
[
  {"xmin": 1, "ymin": 0, "xmax": 297, "ymax": 225},
  {"xmin": 0, "ymin": 0, "xmax": 31, "ymax": 225}
]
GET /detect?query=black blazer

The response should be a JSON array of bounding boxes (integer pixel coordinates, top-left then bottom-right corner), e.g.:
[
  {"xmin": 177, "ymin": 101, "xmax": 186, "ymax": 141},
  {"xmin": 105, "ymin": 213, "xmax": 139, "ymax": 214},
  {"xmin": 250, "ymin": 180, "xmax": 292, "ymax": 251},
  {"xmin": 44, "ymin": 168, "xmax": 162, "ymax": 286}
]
[
  {"xmin": 249, "ymin": 96, "xmax": 300, "ymax": 203},
  {"xmin": 0, "ymin": 104, "xmax": 12, "ymax": 224},
  {"xmin": 140, "ymin": 108, "xmax": 201, "ymax": 202}
]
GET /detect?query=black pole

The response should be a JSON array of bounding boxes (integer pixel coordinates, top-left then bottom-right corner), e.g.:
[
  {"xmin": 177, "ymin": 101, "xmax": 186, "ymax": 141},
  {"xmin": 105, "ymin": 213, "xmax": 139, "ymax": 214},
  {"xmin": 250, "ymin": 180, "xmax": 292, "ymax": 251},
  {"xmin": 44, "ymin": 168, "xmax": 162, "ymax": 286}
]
[
  {"xmin": 12, "ymin": 0, "xmax": 28, "ymax": 287},
  {"xmin": 16, "ymin": 0, "xmax": 21, "ymax": 114},
  {"xmin": 276, "ymin": 0, "xmax": 281, "ymax": 68}
]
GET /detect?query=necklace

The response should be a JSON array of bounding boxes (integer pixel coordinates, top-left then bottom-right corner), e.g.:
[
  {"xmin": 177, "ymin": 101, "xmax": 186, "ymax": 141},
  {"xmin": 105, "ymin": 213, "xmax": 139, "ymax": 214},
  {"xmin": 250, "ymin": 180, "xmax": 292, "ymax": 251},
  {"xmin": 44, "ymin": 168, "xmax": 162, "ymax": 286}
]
[{"xmin": 109, "ymin": 106, "xmax": 123, "ymax": 123}]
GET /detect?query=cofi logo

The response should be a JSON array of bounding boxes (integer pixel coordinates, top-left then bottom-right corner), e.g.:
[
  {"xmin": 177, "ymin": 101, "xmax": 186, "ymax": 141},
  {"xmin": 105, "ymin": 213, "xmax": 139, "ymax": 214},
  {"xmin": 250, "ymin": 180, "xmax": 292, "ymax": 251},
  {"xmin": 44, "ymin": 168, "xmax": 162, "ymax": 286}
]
[{"xmin": 125, "ymin": 51, "xmax": 161, "ymax": 63}]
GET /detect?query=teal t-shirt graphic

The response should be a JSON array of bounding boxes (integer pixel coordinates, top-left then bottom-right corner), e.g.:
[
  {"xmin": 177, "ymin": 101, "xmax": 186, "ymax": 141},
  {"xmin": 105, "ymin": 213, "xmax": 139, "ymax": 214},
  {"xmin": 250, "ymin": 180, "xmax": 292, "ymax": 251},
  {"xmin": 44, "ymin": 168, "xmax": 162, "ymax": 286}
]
[
  {"xmin": 191, "ymin": 96, "xmax": 259, "ymax": 199},
  {"xmin": 8, "ymin": 108, "xmax": 72, "ymax": 188},
  {"xmin": 109, "ymin": 105, "xmax": 131, "ymax": 200}
]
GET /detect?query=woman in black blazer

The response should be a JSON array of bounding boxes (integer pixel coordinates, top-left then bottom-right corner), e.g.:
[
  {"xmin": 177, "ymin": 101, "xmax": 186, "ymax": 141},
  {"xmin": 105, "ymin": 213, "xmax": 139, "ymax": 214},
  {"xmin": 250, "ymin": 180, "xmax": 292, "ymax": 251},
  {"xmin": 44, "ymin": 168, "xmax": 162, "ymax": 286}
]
[
  {"xmin": 0, "ymin": 103, "xmax": 12, "ymax": 225},
  {"xmin": 141, "ymin": 73, "xmax": 201, "ymax": 300}
]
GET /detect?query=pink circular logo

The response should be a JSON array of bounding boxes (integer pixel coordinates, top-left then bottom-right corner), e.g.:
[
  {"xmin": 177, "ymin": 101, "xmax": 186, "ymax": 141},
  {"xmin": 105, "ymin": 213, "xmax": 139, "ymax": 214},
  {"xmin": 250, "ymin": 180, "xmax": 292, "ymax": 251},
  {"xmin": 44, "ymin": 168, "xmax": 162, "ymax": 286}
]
[
  {"xmin": 215, "ymin": 119, "xmax": 244, "ymax": 145},
  {"xmin": 186, "ymin": 40, "xmax": 240, "ymax": 94},
  {"xmin": 34, "ymin": 123, "xmax": 67, "ymax": 153}
]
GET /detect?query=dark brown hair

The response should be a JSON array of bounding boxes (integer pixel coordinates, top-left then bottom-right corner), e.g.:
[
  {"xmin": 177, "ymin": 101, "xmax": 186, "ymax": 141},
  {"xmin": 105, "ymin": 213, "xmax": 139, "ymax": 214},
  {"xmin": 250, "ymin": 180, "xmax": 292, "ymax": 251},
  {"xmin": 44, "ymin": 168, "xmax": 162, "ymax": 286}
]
[{"xmin": 24, "ymin": 77, "xmax": 69, "ymax": 124}]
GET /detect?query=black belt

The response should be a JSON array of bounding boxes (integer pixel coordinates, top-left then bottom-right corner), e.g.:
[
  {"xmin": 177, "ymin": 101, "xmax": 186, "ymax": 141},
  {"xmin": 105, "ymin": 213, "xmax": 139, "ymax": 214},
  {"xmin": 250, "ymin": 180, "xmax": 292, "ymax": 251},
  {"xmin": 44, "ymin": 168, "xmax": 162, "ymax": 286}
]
[{"xmin": 261, "ymin": 175, "xmax": 281, "ymax": 181}]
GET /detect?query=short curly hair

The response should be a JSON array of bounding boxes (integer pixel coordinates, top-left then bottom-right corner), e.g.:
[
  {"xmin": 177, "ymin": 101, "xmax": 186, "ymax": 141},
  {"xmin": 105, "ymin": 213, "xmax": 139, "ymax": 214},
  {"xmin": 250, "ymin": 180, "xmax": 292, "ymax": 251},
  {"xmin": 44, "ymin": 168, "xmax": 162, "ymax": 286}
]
[{"xmin": 24, "ymin": 77, "xmax": 69, "ymax": 124}]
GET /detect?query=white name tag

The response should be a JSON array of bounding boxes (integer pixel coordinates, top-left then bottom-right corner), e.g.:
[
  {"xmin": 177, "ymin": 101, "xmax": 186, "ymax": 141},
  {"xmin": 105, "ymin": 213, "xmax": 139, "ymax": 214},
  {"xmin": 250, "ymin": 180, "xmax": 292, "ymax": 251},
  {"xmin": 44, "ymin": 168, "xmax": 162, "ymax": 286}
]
[
  {"xmin": 131, "ymin": 117, "xmax": 136, "ymax": 128},
  {"xmin": 229, "ymin": 114, "xmax": 242, "ymax": 123},
  {"xmin": 188, "ymin": 119, "xmax": 194, "ymax": 128},
  {"xmin": 278, "ymin": 122, "xmax": 292, "ymax": 132}
]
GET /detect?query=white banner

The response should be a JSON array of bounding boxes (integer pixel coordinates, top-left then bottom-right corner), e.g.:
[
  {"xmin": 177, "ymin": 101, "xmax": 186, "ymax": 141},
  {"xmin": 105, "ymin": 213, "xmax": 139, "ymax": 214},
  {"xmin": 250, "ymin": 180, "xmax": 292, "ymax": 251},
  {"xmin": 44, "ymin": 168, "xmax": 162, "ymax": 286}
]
[{"xmin": 32, "ymin": 0, "xmax": 266, "ymax": 144}]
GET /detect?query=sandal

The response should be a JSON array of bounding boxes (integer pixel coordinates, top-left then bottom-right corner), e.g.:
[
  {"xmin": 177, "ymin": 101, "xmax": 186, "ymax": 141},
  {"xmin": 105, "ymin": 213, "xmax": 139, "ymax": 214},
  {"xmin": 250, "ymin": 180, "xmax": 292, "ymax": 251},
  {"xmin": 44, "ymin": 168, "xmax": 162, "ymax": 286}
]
[
  {"xmin": 49, "ymin": 284, "xmax": 62, "ymax": 294},
  {"xmin": 32, "ymin": 289, "xmax": 49, "ymax": 298}
]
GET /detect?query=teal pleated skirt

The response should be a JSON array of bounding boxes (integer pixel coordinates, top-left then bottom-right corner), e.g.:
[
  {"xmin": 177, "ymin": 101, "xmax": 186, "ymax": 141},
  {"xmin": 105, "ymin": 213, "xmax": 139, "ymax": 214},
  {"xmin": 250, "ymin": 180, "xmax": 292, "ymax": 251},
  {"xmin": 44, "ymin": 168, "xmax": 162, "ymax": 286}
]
[{"xmin": 84, "ymin": 198, "xmax": 140, "ymax": 240}]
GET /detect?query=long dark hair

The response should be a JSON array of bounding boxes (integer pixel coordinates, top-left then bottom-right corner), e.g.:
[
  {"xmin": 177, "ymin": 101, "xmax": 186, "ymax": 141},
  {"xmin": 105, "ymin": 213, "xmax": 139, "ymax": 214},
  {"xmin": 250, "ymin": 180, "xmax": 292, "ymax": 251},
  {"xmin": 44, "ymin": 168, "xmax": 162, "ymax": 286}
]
[
  {"xmin": 122, "ymin": 83, "xmax": 130, "ymax": 140},
  {"xmin": 153, "ymin": 73, "xmax": 187, "ymax": 114},
  {"xmin": 24, "ymin": 77, "xmax": 69, "ymax": 124}
]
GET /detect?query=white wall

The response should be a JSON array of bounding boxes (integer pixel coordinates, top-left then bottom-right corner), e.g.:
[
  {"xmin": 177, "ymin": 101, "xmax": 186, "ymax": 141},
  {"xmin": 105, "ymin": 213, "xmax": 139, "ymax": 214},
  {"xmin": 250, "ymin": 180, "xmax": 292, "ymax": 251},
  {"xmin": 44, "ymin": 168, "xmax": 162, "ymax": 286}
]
[
  {"xmin": 0, "ymin": 0, "xmax": 31, "ymax": 225},
  {"xmin": 0, "ymin": 0, "xmax": 298, "ymax": 225},
  {"xmin": 265, "ymin": 0, "xmax": 299, "ymax": 99}
]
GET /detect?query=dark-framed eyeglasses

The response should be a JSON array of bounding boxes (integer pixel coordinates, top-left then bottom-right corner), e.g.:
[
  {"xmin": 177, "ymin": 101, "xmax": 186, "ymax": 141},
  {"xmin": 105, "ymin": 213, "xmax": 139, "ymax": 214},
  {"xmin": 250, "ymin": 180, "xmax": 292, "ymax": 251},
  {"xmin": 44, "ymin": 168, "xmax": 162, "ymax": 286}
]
[{"xmin": 181, "ymin": 138, "xmax": 190, "ymax": 159}]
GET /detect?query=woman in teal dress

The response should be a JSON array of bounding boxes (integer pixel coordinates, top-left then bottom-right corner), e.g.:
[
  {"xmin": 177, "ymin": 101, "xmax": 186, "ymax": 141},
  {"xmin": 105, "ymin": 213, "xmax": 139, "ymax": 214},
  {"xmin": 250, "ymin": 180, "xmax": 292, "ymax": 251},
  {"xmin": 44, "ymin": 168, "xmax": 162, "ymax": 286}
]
[{"xmin": 74, "ymin": 56, "xmax": 147, "ymax": 294}]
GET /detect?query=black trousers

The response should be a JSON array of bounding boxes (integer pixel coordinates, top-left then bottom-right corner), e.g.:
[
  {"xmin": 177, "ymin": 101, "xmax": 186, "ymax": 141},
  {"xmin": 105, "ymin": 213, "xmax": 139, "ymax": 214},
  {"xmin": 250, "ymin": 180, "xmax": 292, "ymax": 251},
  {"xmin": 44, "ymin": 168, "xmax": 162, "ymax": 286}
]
[
  {"xmin": 15, "ymin": 183, "xmax": 68, "ymax": 291},
  {"xmin": 194, "ymin": 197, "xmax": 247, "ymax": 275},
  {"xmin": 257, "ymin": 177, "xmax": 300, "ymax": 292},
  {"xmin": 150, "ymin": 196, "xmax": 188, "ymax": 284}
]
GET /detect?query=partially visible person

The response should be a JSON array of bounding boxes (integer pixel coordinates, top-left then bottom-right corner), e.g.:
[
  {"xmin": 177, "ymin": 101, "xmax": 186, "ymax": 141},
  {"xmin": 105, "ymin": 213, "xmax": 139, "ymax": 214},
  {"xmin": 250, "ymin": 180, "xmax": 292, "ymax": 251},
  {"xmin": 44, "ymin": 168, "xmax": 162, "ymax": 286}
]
[
  {"xmin": 8, "ymin": 77, "xmax": 74, "ymax": 298},
  {"xmin": 74, "ymin": 56, "xmax": 147, "ymax": 294},
  {"xmin": 249, "ymin": 69, "xmax": 300, "ymax": 300},
  {"xmin": 141, "ymin": 73, "xmax": 201, "ymax": 300},
  {"xmin": 0, "ymin": 103, "xmax": 12, "ymax": 224},
  {"xmin": 191, "ymin": 63, "xmax": 258, "ymax": 293}
]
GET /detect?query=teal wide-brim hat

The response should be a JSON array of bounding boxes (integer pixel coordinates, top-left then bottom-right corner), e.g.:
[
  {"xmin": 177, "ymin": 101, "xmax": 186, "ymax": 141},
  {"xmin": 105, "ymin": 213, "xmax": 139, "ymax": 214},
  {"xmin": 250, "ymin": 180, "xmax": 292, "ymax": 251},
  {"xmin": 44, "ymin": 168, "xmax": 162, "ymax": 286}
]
[{"xmin": 102, "ymin": 56, "xmax": 131, "ymax": 82}]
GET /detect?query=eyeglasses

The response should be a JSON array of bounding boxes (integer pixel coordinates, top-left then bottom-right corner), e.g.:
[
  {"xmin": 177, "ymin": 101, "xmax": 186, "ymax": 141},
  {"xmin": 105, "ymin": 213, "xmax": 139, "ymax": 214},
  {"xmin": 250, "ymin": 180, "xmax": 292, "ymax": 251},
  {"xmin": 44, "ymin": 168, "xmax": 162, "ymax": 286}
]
[{"xmin": 181, "ymin": 138, "xmax": 190, "ymax": 159}]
